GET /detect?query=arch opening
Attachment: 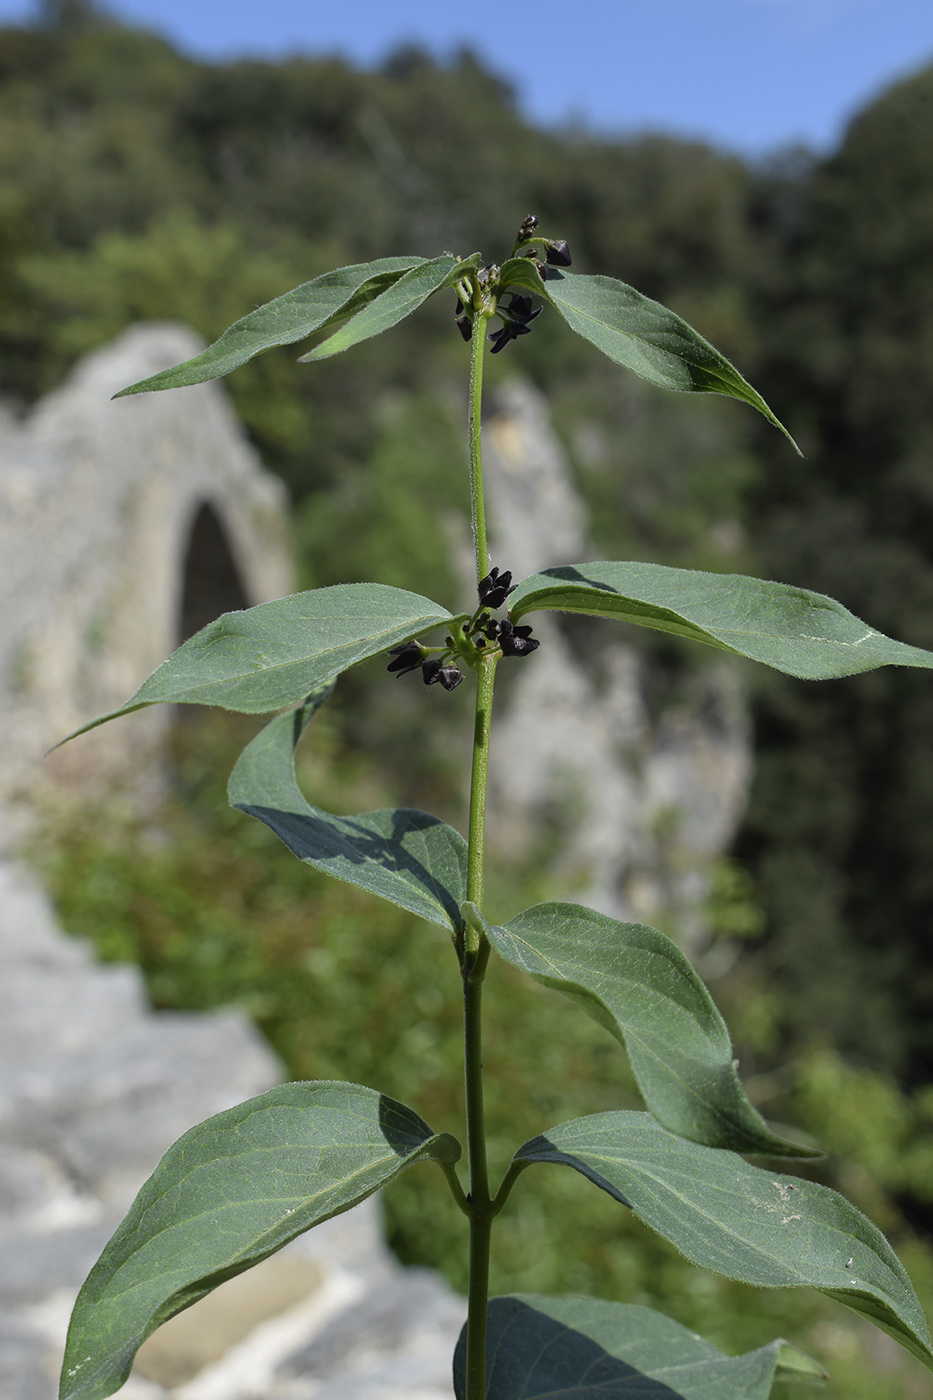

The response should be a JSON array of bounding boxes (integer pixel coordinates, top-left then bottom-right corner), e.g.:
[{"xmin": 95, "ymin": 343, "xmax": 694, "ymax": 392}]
[{"xmin": 179, "ymin": 502, "xmax": 250, "ymax": 644}]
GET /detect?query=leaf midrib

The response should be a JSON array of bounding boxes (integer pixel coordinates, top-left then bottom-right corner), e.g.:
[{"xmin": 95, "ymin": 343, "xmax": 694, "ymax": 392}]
[
  {"xmin": 549, "ymin": 282, "xmax": 737, "ymax": 391},
  {"xmin": 557, "ymin": 1136, "xmax": 904, "ymax": 1305},
  {"xmin": 94, "ymin": 1136, "xmax": 429, "ymax": 1309},
  {"xmin": 148, "ymin": 605, "xmax": 451, "ymax": 694},
  {"xmin": 519, "ymin": 582, "xmax": 888, "ymax": 653},
  {"xmin": 498, "ymin": 928, "xmax": 743, "ymax": 1138}
]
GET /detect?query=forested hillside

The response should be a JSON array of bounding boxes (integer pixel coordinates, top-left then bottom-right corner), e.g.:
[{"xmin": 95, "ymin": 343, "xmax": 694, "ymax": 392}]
[
  {"xmin": 738, "ymin": 69, "xmax": 933, "ymax": 1090},
  {"xmin": 7, "ymin": 5, "xmax": 933, "ymax": 1390}
]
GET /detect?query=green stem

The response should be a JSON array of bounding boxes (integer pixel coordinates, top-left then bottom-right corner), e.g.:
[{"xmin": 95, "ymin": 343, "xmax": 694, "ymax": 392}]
[
  {"xmin": 463, "ymin": 928, "xmax": 492, "ymax": 1400},
  {"xmin": 462, "ymin": 658, "xmax": 496, "ymax": 1400},
  {"xmin": 462, "ymin": 301, "xmax": 496, "ymax": 1400},
  {"xmin": 468, "ymin": 314, "xmax": 490, "ymax": 584},
  {"xmin": 466, "ymin": 658, "xmax": 495, "ymax": 916}
]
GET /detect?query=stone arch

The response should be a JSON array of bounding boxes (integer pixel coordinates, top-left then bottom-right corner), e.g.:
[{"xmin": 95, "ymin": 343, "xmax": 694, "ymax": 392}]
[
  {"xmin": 179, "ymin": 500, "xmax": 250, "ymax": 644},
  {"xmin": 0, "ymin": 322, "xmax": 294, "ymax": 822}
]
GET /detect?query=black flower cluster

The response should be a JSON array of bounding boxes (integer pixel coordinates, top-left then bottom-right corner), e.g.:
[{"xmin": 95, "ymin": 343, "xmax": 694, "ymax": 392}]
[
  {"xmin": 452, "ymin": 216, "xmax": 572, "ymax": 352},
  {"xmin": 480, "ymin": 617, "xmax": 539, "ymax": 657},
  {"xmin": 386, "ymin": 642, "xmax": 463, "ymax": 691},
  {"xmin": 473, "ymin": 568, "xmax": 539, "ymax": 655},
  {"xmin": 386, "ymin": 564, "xmax": 540, "ymax": 693}
]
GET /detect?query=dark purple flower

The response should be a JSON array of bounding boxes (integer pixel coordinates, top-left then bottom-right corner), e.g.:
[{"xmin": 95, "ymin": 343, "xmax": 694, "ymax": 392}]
[
  {"xmin": 497, "ymin": 619, "xmax": 539, "ymax": 657},
  {"xmin": 387, "ymin": 642, "xmax": 423, "ymax": 677},
  {"xmin": 454, "ymin": 299, "xmax": 473, "ymax": 341},
  {"xmin": 481, "ymin": 617, "xmax": 539, "ymax": 657},
  {"xmin": 488, "ymin": 323, "xmax": 526, "ymax": 354},
  {"xmin": 422, "ymin": 659, "xmax": 463, "ymax": 690},
  {"xmin": 478, "ymin": 567, "xmax": 515, "ymax": 610},
  {"xmin": 488, "ymin": 292, "xmax": 544, "ymax": 353},
  {"xmin": 505, "ymin": 294, "xmax": 541, "ymax": 326}
]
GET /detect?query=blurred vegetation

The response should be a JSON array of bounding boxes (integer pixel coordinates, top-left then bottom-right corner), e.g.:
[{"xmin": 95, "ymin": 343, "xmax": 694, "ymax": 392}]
[
  {"xmin": 6, "ymin": 2, "xmax": 933, "ymax": 1392},
  {"xmin": 32, "ymin": 713, "xmax": 933, "ymax": 1399}
]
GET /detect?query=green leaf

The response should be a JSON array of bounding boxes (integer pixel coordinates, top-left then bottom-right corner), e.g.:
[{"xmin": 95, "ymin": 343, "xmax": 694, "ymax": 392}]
[
  {"xmin": 59, "ymin": 1081, "xmax": 460, "ymax": 1400},
  {"xmin": 515, "ymin": 1112, "xmax": 933, "ymax": 1371},
  {"xmin": 229, "ymin": 697, "xmax": 468, "ymax": 931},
  {"xmin": 509, "ymin": 561, "xmax": 933, "ymax": 680},
  {"xmin": 114, "ymin": 257, "xmax": 424, "ymax": 394},
  {"xmin": 453, "ymin": 1295, "xmax": 827, "ymax": 1399},
  {"xmin": 480, "ymin": 901, "xmax": 816, "ymax": 1157},
  {"xmin": 53, "ymin": 584, "xmax": 454, "ymax": 745},
  {"xmin": 300, "ymin": 252, "xmax": 481, "ymax": 361},
  {"xmin": 498, "ymin": 258, "xmax": 798, "ymax": 450}
]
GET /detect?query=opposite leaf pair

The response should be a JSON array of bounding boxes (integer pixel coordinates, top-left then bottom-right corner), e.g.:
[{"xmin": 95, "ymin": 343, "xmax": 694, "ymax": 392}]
[{"xmin": 56, "ymin": 219, "xmax": 933, "ymax": 1400}]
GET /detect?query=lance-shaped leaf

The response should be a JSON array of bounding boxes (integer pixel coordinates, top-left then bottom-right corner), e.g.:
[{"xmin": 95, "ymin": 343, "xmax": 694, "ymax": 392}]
[
  {"xmin": 229, "ymin": 699, "xmax": 468, "ymax": 931},
  {"xmin": 498, "ymin": 258, "xmax": 797, "ymax": 450},
  {"xmin": 479, "ymin": 901, "xmax": 815, "ymax": 1157},
  {"xmin": 300, "ymin": 252, "xmax": 481, "ymax": 361},
  {"xmin": 454, "ymin": 1295, "xmax": 827, "ymax": 1400},
  {"xmin": 54, "ymin": 583, "xmax": 454, "ymax": 745},
  {"xmin": 59, "ymin": 1081, "xmax": 460, "ymax": 1400},
  {"xmin": 115, "ymin": 257, "xmax": 424, "ymax": 395},
  {"xmin": 515, "ymin": 1112, "xmax": 933, "ymax": 1372},
  {"xmin": 510, "ymin": 561, "xmax": 933, "ymax": 680}
]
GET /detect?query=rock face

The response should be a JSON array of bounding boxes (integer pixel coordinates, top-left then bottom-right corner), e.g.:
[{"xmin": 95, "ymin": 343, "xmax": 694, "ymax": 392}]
[
  {"xmin": 0, "ymin": 323, "xmax": 292, "ymax": 837},
  {"xmin": 0, "ymin": 860, "xmax": 465, "ymax": 1400},
  {"xmin": 483, "ymin": 379, "xmax": 752, "ymax": 952}
]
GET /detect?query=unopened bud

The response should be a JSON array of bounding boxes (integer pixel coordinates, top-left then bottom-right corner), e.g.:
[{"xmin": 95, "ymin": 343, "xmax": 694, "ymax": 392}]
[
  {"xmin": 516, "ymin": 214, "xmax": 539, "ymax": 243},
  {"xmin": 545, "ymin": 239, "xmax": 572, "ymax": 267}
]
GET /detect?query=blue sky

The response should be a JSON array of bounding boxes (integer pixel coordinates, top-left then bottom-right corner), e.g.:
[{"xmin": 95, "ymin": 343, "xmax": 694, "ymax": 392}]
[{"xmin": 4, "ymin": 0, "xmax": 933, "ymax": 156}]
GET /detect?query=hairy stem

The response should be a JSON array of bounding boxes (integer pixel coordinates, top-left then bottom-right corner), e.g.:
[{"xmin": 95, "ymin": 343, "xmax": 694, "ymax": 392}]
[
  {"xmin": 468, "ymin": 313, "xmax": 490, "ymax": 584},
  {"xmin": 463, "ymin": 317, "xmax": 494, "ymax": 1400},
  {"xmin": 462, "ymin": 655, "xmax": 496, "ymax": 1400},
  {"xmin": 466, "ymin": 658, "xmax": 495, "ymax": 916},
  {"xmin": 463, "ymin": 930, "xmax": 492, "ymax": 1400}
]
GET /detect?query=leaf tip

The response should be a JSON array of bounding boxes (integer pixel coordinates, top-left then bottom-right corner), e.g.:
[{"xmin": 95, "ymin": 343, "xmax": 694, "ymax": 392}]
[{"xmin": 775, "ymin": 1340, "xmax": 830, "ymax": 1383}]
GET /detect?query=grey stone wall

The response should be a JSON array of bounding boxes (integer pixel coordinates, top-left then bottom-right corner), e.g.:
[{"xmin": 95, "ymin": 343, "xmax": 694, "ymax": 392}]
[
  {"xmin": 0, "ymin": 859, "xmax": 464, "ymax": 1400},
  {"xmin": 0, "ymin": 323, "xmax": 292, "ymax": 837}
]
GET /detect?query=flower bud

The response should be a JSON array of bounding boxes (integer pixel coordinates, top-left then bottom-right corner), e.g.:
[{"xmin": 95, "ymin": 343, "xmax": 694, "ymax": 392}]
[
  {"xmin": 545, "ymin": 239, "xmax": 572, "ymax": 267},
  {"xmin": 516, "ymin": 214, "xmax": 539, "ymax": 243}
]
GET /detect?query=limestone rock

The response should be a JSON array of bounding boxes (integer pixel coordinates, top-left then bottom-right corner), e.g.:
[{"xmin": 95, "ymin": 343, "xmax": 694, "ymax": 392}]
[
  {"xmin": 0, "ymin": 858, "xmax": 462, "ymax": 1399},
  {"xmin": 484, "ymin": 379, "xmax": 752, "ymax": 951},
  {"xmin": 0, "ymin": 323, "xmax": 292, "ymax": 836}
]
